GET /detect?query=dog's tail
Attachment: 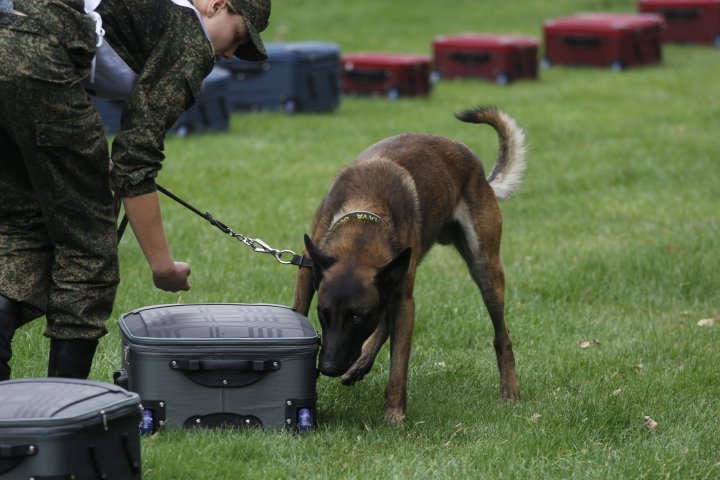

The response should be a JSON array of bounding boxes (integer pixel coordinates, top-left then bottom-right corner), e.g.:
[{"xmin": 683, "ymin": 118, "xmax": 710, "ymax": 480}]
[{"xmin": 455, "ymin": 106, "xmax": 527, "ymax": 200}]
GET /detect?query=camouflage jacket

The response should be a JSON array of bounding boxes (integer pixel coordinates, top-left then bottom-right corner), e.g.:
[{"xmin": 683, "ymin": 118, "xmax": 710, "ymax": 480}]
[{"xmin": 16, "ymin": 0, "xmax": 215, "ymax": 197}]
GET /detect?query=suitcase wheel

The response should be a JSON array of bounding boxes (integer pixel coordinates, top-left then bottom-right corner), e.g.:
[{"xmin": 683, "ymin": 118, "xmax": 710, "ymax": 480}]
[
  {"xmin": 283, "ymin": 99, "xmax": 297, "ymax": 114},
  {"xmin": 113, "ymin": 369, "xmax": 129, "ymax": 390},
  {"xmin": 495, "ymin": 73, "xmax": 510, "ymax": 86}
]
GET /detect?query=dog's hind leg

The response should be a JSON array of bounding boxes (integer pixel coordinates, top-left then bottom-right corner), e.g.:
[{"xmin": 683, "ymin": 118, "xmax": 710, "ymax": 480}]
[
  {"xmin": 452, "ymin": 202, "xmax": 519, "ymax": 402},
  {"xmin": 341, "ymin": 320, "xmax": 388, "ymax": 385}
]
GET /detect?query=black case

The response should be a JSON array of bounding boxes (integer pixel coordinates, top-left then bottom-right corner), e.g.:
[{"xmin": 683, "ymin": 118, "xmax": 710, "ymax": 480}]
[
  {"xmin": 0, "ymin": 378, "xmax": 143, "ymax": 479},
  {"xmin": 115, "ymin": 304, "xmax": 319, "ymax": 432},
  {"xmin": 218, "ymin": 41, "xmax": 341, "ymax": 113}
]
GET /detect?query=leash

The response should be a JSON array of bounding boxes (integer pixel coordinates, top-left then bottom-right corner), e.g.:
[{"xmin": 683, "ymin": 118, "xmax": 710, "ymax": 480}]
[{"xmin": 115, "ymin": 185, "xmax": 313, "ymax": 269}]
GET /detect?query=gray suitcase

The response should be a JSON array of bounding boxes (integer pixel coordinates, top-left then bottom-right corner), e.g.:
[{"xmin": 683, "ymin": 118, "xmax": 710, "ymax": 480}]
[
  {"xmin": 0, "ymin": 378, "xmax": 142, "ymax": 479},
  {"xmin": 115, "ymin": 304, "xmax": 319, "ymax": 432}
]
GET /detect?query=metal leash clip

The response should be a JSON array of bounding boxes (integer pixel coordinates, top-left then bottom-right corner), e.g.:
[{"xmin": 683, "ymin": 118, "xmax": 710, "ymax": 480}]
[{"xmin": 247, "ymin": 238, "xmax": 306, "ymax": 266}]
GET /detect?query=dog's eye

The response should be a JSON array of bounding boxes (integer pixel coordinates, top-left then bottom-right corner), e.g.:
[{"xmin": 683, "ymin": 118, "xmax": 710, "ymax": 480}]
[{"xmin": 350, "ymin": 314, "xmax": 362, "ymax": 325}]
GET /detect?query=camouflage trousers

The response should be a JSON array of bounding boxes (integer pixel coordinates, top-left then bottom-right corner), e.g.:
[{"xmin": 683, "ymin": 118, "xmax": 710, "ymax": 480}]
[{"xmin": 0, "ymin": 2, "xmax": 119, "ymax": 340}]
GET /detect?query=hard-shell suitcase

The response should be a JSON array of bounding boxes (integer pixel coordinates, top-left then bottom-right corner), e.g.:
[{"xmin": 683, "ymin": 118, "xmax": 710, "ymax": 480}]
[
  {"xmin": 639, "ymin": 0, "xmax": 720, "ymax": 45},
  {"xmin": 217, "ymin": 41, "xmax": 341, "ymax": 113},
  {"xmin": 93, "ymin": 67, "xmax": 231, "ymax": 137},
  {"xmin": 341, "ymin": 53, "xmax": 432, "ymax": 98},
  {"xmin": 543, "ymin": 13, "xmax": 666, "ymax": 70},
  {"xmin": 432, "ymin": 34, "xmax": 539, "ymax": 84},
  {"xmin": 115, "ymin": 304, "xmax": 319, "ymax": 432},
  {"xmin": 0, "ymin": 378, "xmax": 142, "ymax": 479}
]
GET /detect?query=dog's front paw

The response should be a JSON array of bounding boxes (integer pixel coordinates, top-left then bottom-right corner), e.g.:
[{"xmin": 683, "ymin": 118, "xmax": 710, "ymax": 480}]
[
  {"xmin": 383, "ymin": 408, "xmax": 405, "ymax": 424},
  {"xmin": 340, "ymin": 364, "xmax": 369, "ymax": 385},
  {"xmin": 501, "ymin": 385, "xmax": 520, "ymax": 402},
  {"xmin": 340, "ymin": 356, "xmax": 375, "ymax": 385}
]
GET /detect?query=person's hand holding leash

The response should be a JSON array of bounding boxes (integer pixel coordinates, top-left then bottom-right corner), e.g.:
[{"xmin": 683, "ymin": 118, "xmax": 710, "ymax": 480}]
[
  {"xmin": 152, "ymin": 261, "xmax": 191, "ymax": 292},
  {"xmin": 123, "ymin": 191, "xmax": 191, "ymax": 292}
]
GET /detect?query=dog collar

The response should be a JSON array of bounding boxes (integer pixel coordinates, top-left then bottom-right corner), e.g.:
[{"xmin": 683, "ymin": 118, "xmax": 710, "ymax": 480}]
[{"xmin": 329, "ymin": 211, "xmax": 384, "ymax": 232}]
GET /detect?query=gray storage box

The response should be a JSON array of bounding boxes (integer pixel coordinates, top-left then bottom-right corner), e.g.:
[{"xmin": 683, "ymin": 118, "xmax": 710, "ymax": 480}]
[
  {"xmin": 116, "ymin": 304, "xmax": 319, "ymax": 431},
  {"xmin": 0, "ymin": 378, "xmax": 142, "ymax": 479}
]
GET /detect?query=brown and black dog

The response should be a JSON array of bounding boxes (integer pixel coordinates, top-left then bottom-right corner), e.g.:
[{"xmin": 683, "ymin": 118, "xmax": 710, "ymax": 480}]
[{"xmin": 293, "ymin": 106, "xmax": 526, "ymax": 423}]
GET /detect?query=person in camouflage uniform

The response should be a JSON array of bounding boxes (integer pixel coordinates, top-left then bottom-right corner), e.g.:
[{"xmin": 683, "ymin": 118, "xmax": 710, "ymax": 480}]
[{"xmin": 0, "ymin": 0, "xmax": 271, "ymax": 380}]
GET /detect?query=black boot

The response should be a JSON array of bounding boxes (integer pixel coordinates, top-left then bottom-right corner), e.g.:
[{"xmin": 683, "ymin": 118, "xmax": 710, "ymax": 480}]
[
  {"xmin": 47, "ymin": 338, "xmax": 99, "ymax": 379},
  {"xmin": 0, "ymin": 294, "xmax": 22, "ymax": 381}
]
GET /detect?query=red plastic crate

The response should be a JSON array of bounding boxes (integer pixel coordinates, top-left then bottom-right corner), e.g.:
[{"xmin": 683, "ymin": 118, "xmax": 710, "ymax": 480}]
[
  {"xmin": 341, "ymin": 53, "xmax": 432, "ymax": 98},
  {"xmin": 433, "ymin": 34, "xmax": 539, "ymax": 84},
  {"xmin": 639, "ymin": 0, "xmax": 720, "ymax": 45},
  {"xmin": 543, "ymin": 13, "xmax": 666, "ymax": 70}
]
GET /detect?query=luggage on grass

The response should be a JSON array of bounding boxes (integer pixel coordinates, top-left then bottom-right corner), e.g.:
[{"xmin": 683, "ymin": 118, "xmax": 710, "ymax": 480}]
[
  {"xmin": 218, "ymin": 41, "xmax": 341, "ymax": 113},
  {"xmin": 0, "ymin": 378, "xmax": 142, "ymax": 479},
  {"xmin": 543, "ymin": 13, "xmax": 666, "ymax": 70},
  {"xmin": 340, "ymin": 53, "xmax": 432, "ymax": 98},
  {"xmin": 638, "ymin": 0, "xmax": 720, "ymax": 45},
  {"xmin": 433, "ymin": 33, "xmax": 539, "ymax": 84},
  {"xmin": 115, "ymin": 303, "xmax": 319, "ymax": 432}
]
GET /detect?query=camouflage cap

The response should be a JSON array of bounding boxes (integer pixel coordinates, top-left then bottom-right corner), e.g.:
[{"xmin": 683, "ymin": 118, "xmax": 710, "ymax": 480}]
[{"xmin": 229, "ymin": 0, "xmax": 271, "ymax": 61}]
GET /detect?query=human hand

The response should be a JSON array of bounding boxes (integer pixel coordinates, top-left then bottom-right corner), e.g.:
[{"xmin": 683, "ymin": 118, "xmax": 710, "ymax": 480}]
[{"xmin": 152, "ymin": 261, "xmax": 191, "ymax": 292}]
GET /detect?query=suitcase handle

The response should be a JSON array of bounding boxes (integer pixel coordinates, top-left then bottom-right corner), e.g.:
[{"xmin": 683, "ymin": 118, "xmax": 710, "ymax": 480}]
[
  {"xmin": 218, "ymin": 60, "xmax": 269, "ymax": 76},
  {"xmin": 343, "ymin": 68, "xmax": 389, "ymax": 83},
  {"xmin": 448, "ymin": 51, "xmax": 494, "ymax": 65},
  {"xmin": 169, "ymin": 358, "xmax": 281, "ymax": 372},
  {"xmin": 0, "ymin": 444, "xmax": 36, "ymax": 459},
  {"xmin": 661, "ymin": 8, "xmax": 700, "ymax": 20},
  {"xmin": 561, "ymin": 35, "xmax": 602, "ymax": 48},
  {"xmin": 0, "ymin": 444, "xmax": 37, "ymax": 476}
]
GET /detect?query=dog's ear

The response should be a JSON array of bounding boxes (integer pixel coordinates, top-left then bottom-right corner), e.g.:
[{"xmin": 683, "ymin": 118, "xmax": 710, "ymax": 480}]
[
  {"xmin": 304, "ymin": 234, "xmax": 336, "ymax": 291},
  {"xmin": 376, "ymin": 247, "xmax": 412, "ymax": 296}
]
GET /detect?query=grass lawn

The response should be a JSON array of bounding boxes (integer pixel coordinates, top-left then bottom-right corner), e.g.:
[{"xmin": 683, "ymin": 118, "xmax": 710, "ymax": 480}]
[{"xmin": 10, "ymin": 0, "xmax": 720, "ymax": 478}]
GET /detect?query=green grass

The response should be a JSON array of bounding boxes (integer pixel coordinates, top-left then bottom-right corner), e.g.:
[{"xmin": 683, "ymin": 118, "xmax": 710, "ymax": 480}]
[{"xmin": 11, "ymin": 0, "xmax": 720, "ymax": 478}]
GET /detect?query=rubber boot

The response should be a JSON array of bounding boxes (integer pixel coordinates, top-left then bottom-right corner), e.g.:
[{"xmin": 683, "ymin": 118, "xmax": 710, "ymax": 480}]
[
  {"xmin": 47, "ymin": 338, "xmax": 99, "ymax": 379},
  {"xmin": 0, "ymin": 294, "xmax": 22, "ymax": 381}
]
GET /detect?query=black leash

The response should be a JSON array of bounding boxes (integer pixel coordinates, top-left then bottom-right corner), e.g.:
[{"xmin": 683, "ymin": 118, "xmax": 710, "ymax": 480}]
[{"xmin": 115, "ymin": 185, "xmax": 313, "ymax": 269}]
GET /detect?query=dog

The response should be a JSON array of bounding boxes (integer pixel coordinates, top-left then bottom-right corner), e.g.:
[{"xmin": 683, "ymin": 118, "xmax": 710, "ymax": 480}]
[{"xmin": 293, "ymin": 106, "xmax": 526, "ymax": 423}]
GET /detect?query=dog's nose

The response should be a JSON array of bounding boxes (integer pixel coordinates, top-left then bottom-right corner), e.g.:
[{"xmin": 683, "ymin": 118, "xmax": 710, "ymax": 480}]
[{"xmin": 318, "ymin": 359, "xmax": 344, "ymax": 377}]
